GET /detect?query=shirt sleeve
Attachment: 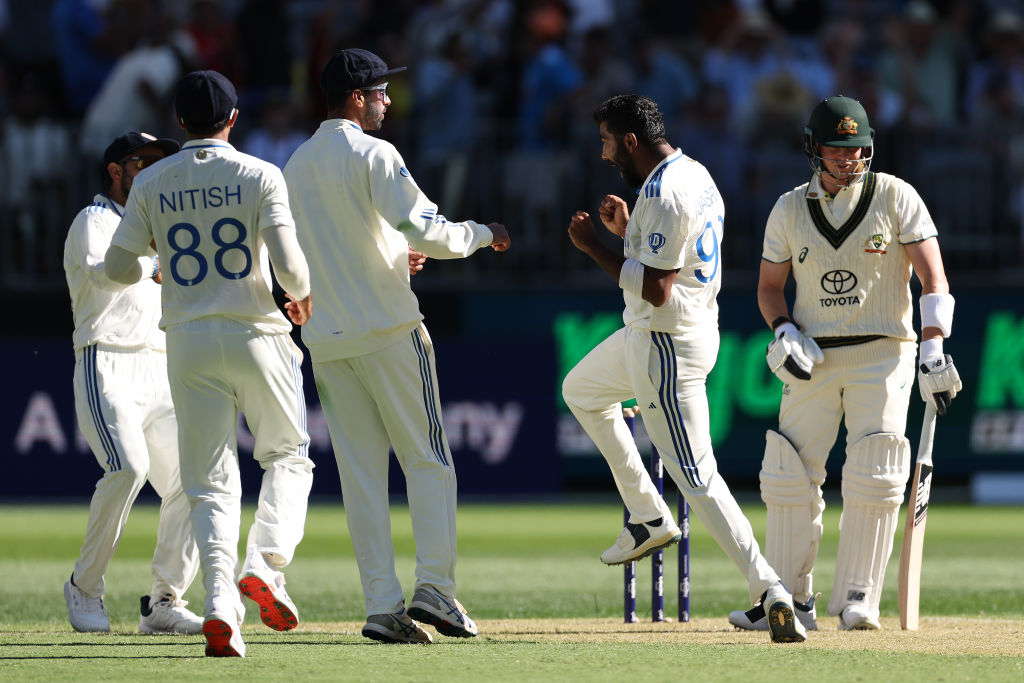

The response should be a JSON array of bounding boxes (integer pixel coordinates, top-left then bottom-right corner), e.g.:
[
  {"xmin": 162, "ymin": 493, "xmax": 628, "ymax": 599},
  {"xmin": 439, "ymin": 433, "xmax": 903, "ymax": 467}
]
[
  {"xmin": 73, "ymin": 210, "xmax": 153, "ymax": 289},
  {"xmin": 257, "ymin": 166, "xmax": 310, "ymax": 299},
  {"xmin": 110, "ymin": 186, "xmax": 155, "ymax": 256},
  {"xmin": 263, "ymin": 225, "xmax": 310, "ymax": 300},
  {"xmin": 893, "ymin": 177, "xmax": 939, "ymax": 244},
  {"xmin": 762, "ymin": 194, "xmax": 792, "ymax": 263},
  {"xmin": 635, "ymin": 196, "xmax": 688, "ymax": 271},
  {"xmin": 368, "ymin": 145, "xmax": 492, "ymax": 259}
]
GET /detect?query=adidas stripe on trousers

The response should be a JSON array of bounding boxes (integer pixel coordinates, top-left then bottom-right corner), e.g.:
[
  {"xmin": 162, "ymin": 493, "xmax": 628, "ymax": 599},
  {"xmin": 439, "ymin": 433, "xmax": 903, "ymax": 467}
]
[
  {"xmin": 71, "ymin": 344, "xmax": 200, "ymax": 601},
  {"xmin": 563, "ymin": 325, "xmax": 779, "ymax": 603},
  {"xmin": 313, "ymin": 323, "xmax": 459, "ymax": 617}
]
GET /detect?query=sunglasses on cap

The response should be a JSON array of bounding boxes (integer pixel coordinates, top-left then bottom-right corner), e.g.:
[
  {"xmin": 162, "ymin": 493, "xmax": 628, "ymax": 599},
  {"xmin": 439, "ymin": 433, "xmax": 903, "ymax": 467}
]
[{"xmin": 119, "ymin": 154, "xmax": 164, "ymax": 170}]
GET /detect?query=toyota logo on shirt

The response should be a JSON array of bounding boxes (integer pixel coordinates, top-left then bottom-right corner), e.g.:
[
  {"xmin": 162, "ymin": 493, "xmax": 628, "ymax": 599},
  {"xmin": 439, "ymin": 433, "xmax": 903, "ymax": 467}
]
[{"xmin": 820, "ymin": 269, "xmax": 857, "ymax": 294}]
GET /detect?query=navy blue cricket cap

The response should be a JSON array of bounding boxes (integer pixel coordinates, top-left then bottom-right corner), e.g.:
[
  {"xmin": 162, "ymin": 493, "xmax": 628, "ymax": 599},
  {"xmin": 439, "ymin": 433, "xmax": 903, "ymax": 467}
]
[
  {"xmin": 175, "ymin": 70, "xmax": 238, "ymax": 129},
  {"xmin": 103, "ymin": 131, "xmax": 180, "ymax": 166},
  {"xmin": 320, "ymin": 48, "xmax": 406, "ymax": 94}
]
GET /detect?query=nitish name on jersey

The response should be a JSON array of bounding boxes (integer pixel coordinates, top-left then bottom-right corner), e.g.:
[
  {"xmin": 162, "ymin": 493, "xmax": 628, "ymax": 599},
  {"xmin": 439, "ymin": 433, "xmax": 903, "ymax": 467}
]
[{"xmin": 159, "ymin": 185, "xmax": 243, "ymax": 213}]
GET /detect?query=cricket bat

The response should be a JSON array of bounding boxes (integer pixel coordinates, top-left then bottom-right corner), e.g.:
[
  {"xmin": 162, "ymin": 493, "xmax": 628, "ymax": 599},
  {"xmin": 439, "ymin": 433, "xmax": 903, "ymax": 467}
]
[{"xmin": 898, "ymin": 402, "xmax": 938, "ymax": 630}]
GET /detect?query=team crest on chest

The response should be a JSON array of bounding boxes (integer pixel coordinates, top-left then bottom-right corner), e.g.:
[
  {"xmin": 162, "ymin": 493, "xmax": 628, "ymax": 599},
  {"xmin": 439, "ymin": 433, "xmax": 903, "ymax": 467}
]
[{"xmin": 864, "ymin": 232, "xmax": 888, "ymax": 254}]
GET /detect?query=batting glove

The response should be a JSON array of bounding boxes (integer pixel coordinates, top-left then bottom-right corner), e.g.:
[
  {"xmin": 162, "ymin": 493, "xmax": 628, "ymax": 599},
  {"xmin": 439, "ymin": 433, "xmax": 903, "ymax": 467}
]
[
  {"xmin": 918, "ymin": 353, "xmax": 962, "ymax": 415},
  {"xmin": 766, "ymin": 322, "xmax": 824, "ymax": 384}
]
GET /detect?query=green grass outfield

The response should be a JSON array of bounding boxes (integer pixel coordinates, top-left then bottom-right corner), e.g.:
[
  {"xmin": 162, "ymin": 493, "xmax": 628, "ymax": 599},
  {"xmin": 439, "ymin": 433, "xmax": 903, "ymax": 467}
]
[{"xmin": 2, "ymin": 501, "xmax": 1022, "ymax": 681}]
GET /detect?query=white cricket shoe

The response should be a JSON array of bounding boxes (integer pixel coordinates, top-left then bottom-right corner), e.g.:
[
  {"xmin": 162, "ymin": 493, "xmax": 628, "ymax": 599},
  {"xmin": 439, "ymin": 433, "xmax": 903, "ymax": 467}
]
[
  {"xmin": 729, "ymin": 592, "xmax": 820, "ymax": 632},
  {"xmin": 763, "ymin": 582, "xmax": 808, "ymax": 643},
  {"xmin": 600, "ymin": 517, "xmax": 681, "ymax": 565},
  {"xmin": 407, "ymin": 587, "xmax": 478, "ymax": 638},
  {"xmin": 838, "ymin": 603, "xmax": 881, "ymax": 631},
  {"xmin": 64, "ymin": 579, "xmax": 110, "ymax": 632},
  {"xmin": 203, "ymin": 613, "xmax": 245, "ymax": 657},
  {"xmin": 139, "ymin": 594, "xmax": 203, "ymax": 634},
  {"xmin": 362, "ymin": 609, "xmax": 433, "ymax": 644}
]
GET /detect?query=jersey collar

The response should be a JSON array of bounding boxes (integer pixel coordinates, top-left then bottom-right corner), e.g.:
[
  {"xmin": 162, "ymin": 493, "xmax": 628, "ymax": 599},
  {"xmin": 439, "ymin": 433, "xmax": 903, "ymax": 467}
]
[
  {"xmin": 181, "ymin": 139, "xmax": 235, "ymax": 152},
  {"xmin": 99, "ymin": 194, "xmax": 124, "ymax": 218},
  {"xmin": 322, "ymin": 118, "xmax": 363, "ymax": 133},
  {"xmin": 806, "ymin": 172, "xmax": 865, "ymax": 199}
]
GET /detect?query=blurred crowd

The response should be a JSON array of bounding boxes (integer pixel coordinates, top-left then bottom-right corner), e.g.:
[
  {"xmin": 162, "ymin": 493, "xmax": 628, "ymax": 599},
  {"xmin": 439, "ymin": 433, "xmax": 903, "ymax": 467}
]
[{"xmin": 1, "ymin": 0, "xmax": 1023, "ymax": 293}]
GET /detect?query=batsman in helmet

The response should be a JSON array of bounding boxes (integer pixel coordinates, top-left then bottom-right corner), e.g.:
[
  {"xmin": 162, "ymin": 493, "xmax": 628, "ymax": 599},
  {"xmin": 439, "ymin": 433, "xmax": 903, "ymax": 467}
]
[{"xmin": 728, "ymin": 96, "xmax": 962, "ymax": 631}]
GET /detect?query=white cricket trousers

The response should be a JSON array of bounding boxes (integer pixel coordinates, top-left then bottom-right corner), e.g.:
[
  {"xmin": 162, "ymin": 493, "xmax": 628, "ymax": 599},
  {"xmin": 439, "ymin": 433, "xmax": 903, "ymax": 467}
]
[
  {"xmin": 563, "ymin": 325, "xmax": 780, "ymax": 603},
  {"xmin": 313, "ymin": 324, "xmax": 458, "ymax": 617},
  {"xmin": 72, "ymin": 344, "xmax": 199, "ymax": 600},
  {"xmin": 166, "ymin": 319, "xmax": 314, "ymax": 618}
]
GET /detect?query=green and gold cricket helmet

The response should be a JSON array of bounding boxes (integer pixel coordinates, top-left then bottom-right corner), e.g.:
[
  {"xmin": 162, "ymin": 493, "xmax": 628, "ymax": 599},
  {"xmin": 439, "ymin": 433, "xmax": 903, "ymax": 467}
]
[{"xmin": 803, "ymin": 95, "xmax": 875, "ymax": 178}]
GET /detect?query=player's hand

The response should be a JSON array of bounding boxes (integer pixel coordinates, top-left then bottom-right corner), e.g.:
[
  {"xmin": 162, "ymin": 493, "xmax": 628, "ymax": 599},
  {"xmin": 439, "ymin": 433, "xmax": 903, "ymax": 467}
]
[
  {"xmin": 488, "ymin": 222, "xmax": 510, "ymax": 251},
  {"xmin": 766, "ymin": 322, "xmax": 824, "ymax": 384},
  {"xmin": 409, "ymin": 248, "xmax": 427, "ymax": 275},
  {"xmin": 285, "ymin": 293, "xmax": 312, "ymax": 325},
  {"xmin": 918, "ymin": 353, "xmax": 961, "ymax": 415},
  {"xmin": 598, "ymin": 195, "xmax": 629, "ymax": 238},
  {"xmin": 568, "ymin": 211, "xmax": 600, "ymax": 254}
]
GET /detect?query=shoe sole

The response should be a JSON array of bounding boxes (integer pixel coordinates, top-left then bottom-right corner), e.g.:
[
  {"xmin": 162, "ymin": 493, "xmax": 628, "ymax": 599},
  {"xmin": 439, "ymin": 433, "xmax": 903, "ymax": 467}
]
[
  {"xmin": 601, "ymin": 532, "xmax": 682, "ymax": 566},
  {"xmin": 238, "ymin": 575, "xmax": 299, "ymax": 632},
  {"xmin": 139, "ymin": 624, "xmax": 199, "ymax": 635},
  {"xmin": 361, "ymin": 624, "xmax": 431, "ymax": 644},
  {"xmin": 407, "ymin": 594, "xmax": 477, "ymax": 638},
  {"xmin": 840, "ymin": 620, "xmax": 881, "ymax": 631},
  {"xmin": 203, "ymin": 619, "xmax": 243, "ymax": 657},
  {"xmin": 767, "ymin": 603, "xmax": 806, "ymax": 643},
  {"xmin": 729, "ymin": 609, "xmax": 818, "ymax": 632}
]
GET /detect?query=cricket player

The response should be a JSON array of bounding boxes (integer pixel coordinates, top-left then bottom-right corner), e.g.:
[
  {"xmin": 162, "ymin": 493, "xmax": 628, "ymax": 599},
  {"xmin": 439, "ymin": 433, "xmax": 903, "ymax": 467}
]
[
  {"xmin": 105, "ymin": 70, "xmax": 315, "ymax": 658},
  {"xmin": 562, "ymin": 94, "xmax": 806, "ymax": 644},
  {"xmin": 728, "ymin": 95, "xmax": 961, "ymax": 632},
  {"xmin": 284, "ymin": 48, "xmax": 510, "ymax": 645},
  {"xmin": 63, "ymin": 131, "xmax": 203, "ymax": 635}
]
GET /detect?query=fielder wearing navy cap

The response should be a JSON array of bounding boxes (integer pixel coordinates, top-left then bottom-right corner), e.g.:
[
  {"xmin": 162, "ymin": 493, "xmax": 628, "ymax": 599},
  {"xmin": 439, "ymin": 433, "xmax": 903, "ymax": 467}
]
[
  {"xmin": 175, "ymin": 70, "xmax": 238, "ymax": 131},
  {"xmin": 320, "ymin": 48, "xmax": 407, "ymax": 95},
  {"xmin": 103, "ymin": 131, "xmax": 180, "ymax": 167}
]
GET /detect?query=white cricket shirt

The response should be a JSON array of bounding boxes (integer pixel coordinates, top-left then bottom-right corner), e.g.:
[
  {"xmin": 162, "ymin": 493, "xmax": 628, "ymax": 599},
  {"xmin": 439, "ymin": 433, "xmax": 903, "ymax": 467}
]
[
  {"xmin": 284, "ymin": 118, "xmax": 493, "ymax": 361},
  {"xmin": 623, "ymin": 149, "xmax": 724, "ymax": 334},
  {"xmin": 111, "ymin": 139, "xmax": 308, "ymax": 334},
  {"xmin": 64, "ymin": 194, "xmax": 163, "ymax": 352},
  {"xmin": 762, "ymin": 172, "xmax": 938, "ymax": 341}
]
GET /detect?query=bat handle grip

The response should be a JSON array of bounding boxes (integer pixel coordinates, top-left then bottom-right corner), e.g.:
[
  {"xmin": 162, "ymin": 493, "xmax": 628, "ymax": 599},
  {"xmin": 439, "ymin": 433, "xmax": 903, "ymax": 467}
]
[{"xmin": 917, "ymin": 403, "xmax": 937, "ymax": 467}]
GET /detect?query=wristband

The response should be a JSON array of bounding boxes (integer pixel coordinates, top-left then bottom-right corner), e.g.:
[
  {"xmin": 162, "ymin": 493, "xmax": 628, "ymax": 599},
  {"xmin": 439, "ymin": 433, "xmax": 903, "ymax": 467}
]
[
  {"xmin": 619, "ymin": 257, "xmax": 644, "ymax": 299},
  {"xmin": 771, "ymin": 316, "xmax": 792, "ymax": 331},
  {"xmin": 920, "ymin": 293, "xmax": 954, "ymax": 337},
  {"xmin": 919, "ymin": 337, "xmax": 943, "ymax": 362}
]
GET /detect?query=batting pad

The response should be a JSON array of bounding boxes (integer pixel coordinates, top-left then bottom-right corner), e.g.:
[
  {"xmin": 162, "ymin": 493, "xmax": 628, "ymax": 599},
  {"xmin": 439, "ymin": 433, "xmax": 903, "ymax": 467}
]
[
  {"xmin": 760, "ymin": 430, "xmax": 820, "ymax": 601},
  {"xmin": 828, "ymin": 432, "xmax": 910, "ymax": 618}
]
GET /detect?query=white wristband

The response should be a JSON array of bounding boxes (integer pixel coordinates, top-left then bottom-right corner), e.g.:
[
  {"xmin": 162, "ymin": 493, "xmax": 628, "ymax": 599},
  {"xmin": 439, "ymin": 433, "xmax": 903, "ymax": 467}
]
[
  {"xmin": 920, "ymin": 293, "xmax": 954, "ymax": 338},
  {"xmin": 619, "ymin": 257, "xmax": 644, "ymax": 299},
  {"xmin": 919, "ymin": 337, "xmax": 943, "ymax": 362}
]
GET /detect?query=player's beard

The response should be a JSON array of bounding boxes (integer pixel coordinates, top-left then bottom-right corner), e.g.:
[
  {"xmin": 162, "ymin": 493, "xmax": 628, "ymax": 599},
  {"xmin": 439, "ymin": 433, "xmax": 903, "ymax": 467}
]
[
  {"xmin": 364, "ymin": 101, "xmax": 386, "ymax": 131},
  {"xmin": 609, "ymin": 149, "xmax": 645, "ymax": 188},
  {"xmin": 120, "ymin": 172, "xmax": 134, "ymax": 199}
]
